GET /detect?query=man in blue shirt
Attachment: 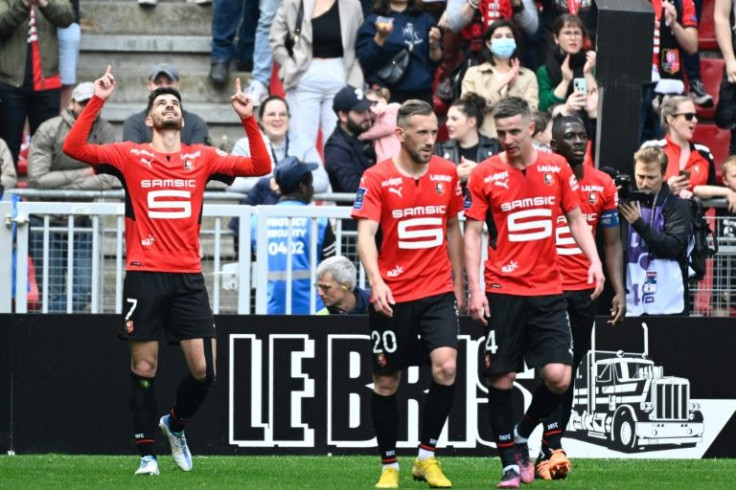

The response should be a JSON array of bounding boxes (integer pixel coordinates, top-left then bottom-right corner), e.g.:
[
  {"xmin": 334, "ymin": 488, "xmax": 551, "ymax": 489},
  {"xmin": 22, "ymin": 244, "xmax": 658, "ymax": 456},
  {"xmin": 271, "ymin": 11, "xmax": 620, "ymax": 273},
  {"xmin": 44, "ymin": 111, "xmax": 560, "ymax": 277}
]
[{"xmin": 252, "ymin": 156, "xmax": 336, "ymax": 313}]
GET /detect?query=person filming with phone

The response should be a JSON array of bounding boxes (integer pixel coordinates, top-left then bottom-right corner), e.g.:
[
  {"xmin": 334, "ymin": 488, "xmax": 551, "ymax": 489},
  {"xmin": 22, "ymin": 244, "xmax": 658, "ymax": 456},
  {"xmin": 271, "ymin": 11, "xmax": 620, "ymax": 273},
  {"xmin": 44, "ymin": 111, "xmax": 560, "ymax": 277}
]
[
  {"xmin": 650, "ymin": 95, "xmax": 716, "ymax": 199},
  {"xmin": 537, "ymin": 13, "xmax": 597, "ymax": 115},
  {"xmin": 620, "ymin": 144, "xmax": 692, "ymax": 316}
]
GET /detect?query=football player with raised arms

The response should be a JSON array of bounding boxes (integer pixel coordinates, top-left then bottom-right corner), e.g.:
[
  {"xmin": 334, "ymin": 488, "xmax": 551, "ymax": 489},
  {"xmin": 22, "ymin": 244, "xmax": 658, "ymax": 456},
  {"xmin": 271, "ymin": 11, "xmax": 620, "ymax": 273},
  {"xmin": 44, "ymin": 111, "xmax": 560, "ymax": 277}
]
[
  {"xmin": 63, "ymin": 66, "xmax": 270, "ymax": 475},
  {"xmin": 352, "ymin": 99, "xmax": 464, "ymax": 489},
  {"xmin": 463, "ymin": 97, "xmax": 604, "ymax": 489}
]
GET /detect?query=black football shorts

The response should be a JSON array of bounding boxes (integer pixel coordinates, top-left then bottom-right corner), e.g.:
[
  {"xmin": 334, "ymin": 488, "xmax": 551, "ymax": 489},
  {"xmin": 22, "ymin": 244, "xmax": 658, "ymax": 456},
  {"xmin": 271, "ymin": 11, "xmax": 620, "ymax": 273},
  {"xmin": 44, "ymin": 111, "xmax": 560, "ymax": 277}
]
[
  {"xmin": 368, "ymin": 292, "xmax": 459, "ymax": 373},
  {"xmin": 482, "ymin": 292, "xmax": 573, "ymax": 377},
  {"xmin": 120, "ymin": 271, "xmax": 216, "ymax": 344}
]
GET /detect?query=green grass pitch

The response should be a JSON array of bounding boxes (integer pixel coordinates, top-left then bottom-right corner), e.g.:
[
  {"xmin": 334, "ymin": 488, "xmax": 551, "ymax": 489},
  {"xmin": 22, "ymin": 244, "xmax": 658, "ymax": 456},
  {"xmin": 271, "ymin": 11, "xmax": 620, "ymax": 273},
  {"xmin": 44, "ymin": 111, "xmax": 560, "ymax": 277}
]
[{"xmin": 0, "ymin": 455, "xmax": 734, "ymax": 489}]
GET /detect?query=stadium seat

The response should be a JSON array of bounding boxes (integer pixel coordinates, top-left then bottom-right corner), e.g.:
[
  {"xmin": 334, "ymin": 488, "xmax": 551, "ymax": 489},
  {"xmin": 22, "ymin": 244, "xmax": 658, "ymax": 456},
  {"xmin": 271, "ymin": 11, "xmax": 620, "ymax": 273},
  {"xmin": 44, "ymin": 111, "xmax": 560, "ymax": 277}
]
[
  {"xmin": 694, "ymin": 58, "xmax": 724, "ymax": 120},
  {"xmin": 437, "ymin": 121, "xmax": 449, "ymax": 143},
  {"xmin": 17, "ymin": 157, "xmax": 27, "ymax": 178},
  {"xmin": 699, "ymin": 0, "xmax": 717, "ymax": 51},
  {"xmin": 269, "ymin": 62, "xmax": 285, "ymax": 99},
  {"xmin": 693, "ymin": 123, "xmax": 730, "ymax": 177}
]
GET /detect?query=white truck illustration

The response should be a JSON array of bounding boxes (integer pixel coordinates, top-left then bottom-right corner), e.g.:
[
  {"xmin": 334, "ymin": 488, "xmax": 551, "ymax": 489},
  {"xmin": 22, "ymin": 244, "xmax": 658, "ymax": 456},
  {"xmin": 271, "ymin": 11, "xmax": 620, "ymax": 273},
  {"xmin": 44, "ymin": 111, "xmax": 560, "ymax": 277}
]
[{"xmin": 567, "ymin": 322, "xmax": 704, "ymax": 452}]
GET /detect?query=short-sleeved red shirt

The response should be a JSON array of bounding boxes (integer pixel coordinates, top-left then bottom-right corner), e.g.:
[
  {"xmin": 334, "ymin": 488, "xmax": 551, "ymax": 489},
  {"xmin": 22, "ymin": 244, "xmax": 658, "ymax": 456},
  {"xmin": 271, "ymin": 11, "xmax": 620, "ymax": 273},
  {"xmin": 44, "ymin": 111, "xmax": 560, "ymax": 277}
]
[
  {"xmin": 63, "ymin": 96, "xmax": 269, "ymax": 273},
  {"xmin": 465, "ymin": 152, "xmax": 581, "ymax": 296},
  {"xmin": 351, "ymin": 157, "xmax": 464, "ymax": 303},
  {"xmin": 556, "ymin": 167, "xmax": 618, "ymax": 290}
]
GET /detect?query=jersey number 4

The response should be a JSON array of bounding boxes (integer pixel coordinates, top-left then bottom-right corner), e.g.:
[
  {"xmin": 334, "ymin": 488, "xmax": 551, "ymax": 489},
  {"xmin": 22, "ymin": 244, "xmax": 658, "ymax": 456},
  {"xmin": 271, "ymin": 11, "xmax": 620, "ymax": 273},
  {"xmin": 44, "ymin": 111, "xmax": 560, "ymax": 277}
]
[{"xmin": 148, "ymin": 190, "xmax": 192, "ymax": 219}]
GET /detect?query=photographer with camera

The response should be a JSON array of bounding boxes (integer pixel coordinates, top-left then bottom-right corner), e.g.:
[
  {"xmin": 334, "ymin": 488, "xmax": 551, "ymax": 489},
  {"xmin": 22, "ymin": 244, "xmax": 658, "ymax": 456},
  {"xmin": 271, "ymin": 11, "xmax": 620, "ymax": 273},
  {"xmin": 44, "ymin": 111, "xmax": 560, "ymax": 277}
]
[{"xmin": 619, "ymin": 144, "xmax": 692, "ymax": 316}]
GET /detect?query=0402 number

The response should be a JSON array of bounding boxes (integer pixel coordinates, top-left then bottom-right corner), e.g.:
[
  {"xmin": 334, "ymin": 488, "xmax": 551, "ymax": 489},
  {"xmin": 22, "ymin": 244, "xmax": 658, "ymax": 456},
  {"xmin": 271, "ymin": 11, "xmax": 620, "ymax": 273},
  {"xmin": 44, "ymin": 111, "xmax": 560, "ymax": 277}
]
[{"xmin": 267, "ymin": 241, "xmax": 305, "ymax": 256}]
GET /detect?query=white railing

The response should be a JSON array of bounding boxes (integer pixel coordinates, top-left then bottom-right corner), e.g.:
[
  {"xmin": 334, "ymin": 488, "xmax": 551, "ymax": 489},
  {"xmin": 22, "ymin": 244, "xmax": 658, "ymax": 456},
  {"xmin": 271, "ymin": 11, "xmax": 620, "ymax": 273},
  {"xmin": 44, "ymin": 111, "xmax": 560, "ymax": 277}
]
[{"xmin": 0, "ymin": 200, "xmax": 363, "ymax": 315}]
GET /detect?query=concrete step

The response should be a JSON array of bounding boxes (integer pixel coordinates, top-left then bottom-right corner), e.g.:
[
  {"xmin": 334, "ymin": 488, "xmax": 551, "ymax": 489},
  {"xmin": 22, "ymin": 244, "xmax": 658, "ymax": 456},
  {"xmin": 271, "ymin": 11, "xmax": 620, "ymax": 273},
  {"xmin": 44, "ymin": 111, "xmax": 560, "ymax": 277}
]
[
  {"xmin": 77, "ymin": 34, "xmax": 251, "ymax": 104},
  {"xmin": 100, "ymin": 102, "xmax": 251, "ymax": 154},
  {"xmin": 75, "ymin": 66, "xmax": 252, "ymax": 104},
  {"xmin": 80, "ymin": 2, "xmax": 212, "ymax": 36},
  {"xmin": 101, "ymin": 102, "xmax": 242, "ymax": 125},
  {"xmin": 104, "ymin": 120, "xmax": 253, "ymax": 155},
  {"xmin": 79, "ymin": 34, "xmax": 210, "ymax": 54}
]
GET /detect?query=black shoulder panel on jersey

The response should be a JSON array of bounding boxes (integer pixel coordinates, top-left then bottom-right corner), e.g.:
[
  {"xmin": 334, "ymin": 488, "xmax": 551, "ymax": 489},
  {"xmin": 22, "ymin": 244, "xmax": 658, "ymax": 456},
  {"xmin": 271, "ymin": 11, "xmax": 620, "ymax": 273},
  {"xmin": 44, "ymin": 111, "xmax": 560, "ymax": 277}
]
[{"xmin": 96, "ymin": 164, "xmax": 135, "ymax": 221}]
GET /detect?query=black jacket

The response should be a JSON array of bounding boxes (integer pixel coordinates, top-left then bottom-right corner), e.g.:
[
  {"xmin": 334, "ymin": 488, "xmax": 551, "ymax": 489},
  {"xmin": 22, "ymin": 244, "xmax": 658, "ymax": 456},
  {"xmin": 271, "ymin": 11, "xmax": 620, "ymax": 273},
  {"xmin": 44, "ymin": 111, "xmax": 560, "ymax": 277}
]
[
  {"xmin": 630, "ymin": 183, "xmax": 691, "ymax": 262},
  {"xmin": 433, "ymin": 134, "xmax": 500, "ymax": 164},
  {"xmin": 324, "ymin": 125, "xmax": 376, "ymax": 193},
  {"xmin": 629, "ymin": 182, "xmax": 692, "ymax": 311}
]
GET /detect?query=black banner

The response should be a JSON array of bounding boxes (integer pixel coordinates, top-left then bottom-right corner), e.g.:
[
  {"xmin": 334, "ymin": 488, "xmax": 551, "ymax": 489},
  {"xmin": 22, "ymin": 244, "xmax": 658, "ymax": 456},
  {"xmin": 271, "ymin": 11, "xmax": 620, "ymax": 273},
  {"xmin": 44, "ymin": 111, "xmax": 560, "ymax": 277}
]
[{"xmin": 1, "ymin": 314, "xmax": 734, "ymax": 457}]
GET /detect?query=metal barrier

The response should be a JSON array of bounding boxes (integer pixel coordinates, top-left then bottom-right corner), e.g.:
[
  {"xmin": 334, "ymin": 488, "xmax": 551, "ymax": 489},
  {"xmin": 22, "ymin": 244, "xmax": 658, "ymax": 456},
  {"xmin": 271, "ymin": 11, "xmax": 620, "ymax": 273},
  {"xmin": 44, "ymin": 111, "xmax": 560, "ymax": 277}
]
[
  {"xmin": 0, "ymin": 200, "xmax": 362, "ymax": 315},
  {"xmin": 5, "ymin": 188, "xmax": 359, "ymax": 204},
  {"xmin": 689, "ymin": 207, "xmax": 736, "ymax": 317},
  {"xmin": 8, "ymin": 193, "xmax": 729, "ymax": 317}
]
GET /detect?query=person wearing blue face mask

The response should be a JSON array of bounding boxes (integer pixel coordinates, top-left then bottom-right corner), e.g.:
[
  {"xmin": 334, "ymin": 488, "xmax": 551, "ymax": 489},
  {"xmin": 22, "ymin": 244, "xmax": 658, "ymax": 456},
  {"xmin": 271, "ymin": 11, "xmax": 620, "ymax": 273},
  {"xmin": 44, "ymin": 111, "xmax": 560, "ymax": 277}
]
[{"xmin": 461, "ymin": 19, "xmax": 539, "ymax": 138}]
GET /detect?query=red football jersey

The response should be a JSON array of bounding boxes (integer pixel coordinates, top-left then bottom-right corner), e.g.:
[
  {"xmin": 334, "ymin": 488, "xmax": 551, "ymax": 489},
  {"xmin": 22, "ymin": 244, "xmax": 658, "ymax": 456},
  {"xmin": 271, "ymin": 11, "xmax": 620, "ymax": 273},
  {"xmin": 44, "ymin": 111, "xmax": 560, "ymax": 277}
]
[
  {"xmin": 63, "ymin": 96, "xmax": 269, "ymax": 273},
  {"xmin": 556, "ymin": 167, "xmax": 618, "ymax": 290},
  {"xmin": 351, "ymin": 157, "xmax": 464, "ymax": 303},
  {"xmin": 465, "ymin": 152, "xmax": 580, "ymax": 296}
]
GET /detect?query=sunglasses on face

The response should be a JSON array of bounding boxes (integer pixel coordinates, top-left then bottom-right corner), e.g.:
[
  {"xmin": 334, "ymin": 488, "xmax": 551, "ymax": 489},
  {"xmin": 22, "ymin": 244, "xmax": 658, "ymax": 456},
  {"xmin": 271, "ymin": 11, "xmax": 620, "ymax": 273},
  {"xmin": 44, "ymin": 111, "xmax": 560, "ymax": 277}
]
[{"xmin": 674, "ymin": 112, "xmax": 697, "ymax": 121}]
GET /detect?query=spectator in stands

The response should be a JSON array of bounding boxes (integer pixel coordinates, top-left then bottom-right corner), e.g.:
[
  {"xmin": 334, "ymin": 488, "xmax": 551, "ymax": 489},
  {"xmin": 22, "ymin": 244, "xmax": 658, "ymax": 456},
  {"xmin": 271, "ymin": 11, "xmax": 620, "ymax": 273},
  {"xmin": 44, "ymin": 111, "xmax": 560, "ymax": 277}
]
[
  {"xmin": 640, "ymin": 0, "xmax": 698, "ymax": 142},
  {"xmin": 437, "ymin": 0, "xmax": 540, "ymax": 91},
  {"xmin": 123, "ymin": 63, "xmax": 209, "ymax": 145},
  {"xmin": 537, "ymin": 14, "xmax": 597, "ymax": 114},
  {"xmin": 315, "ymin": 255, "xmax": 370, "ymax": 314},
  {"xmin": 324, "ymin": 85, "xmax": 376, "ymax": 193},
  {"xmin": 655, "ymin": 95, "xmax": 716, "ymax": 199},
  {"xmin": 251, "ymin": 156, "xmax": 336, "ymax": 314},
  {"xmin": 270, "ymin": 0, "xmax": 364, "ymax": 145},
  {"xmin": 715, "ymin": 0, "xmax": 736, "ymax": 155},
  {"xmin": 434, "ymin": 93, "xmax": 500, "ymax": 194},
  {"xmin": 208, "ymin": 0, "xmax": 258, "ymax": 83},
  {"xmin": 461, "ymin": 19, "xmax": 539, "ymax": 138},
  {"xmin": 227, "ymin": 96, "xmax": 328, "ymax": 253},
  {"xmin": 538, "ymin": 0, "xmax": 597, "ymax": 48},
  {"xmin": 440, "ymin": 0, "xmax": 539, "ymax": 38},
  {"xmin": 229, "ymin": 95, "xmax": 328, "ymax": 194},
  {"xmin": 683, "ymin": 0, "xmax": 715, "ymax": 108},
  {"xmin": 28, "ymin": 82, "xmax": 116, "ymax": 189},
  {"xmin": 531, "ymin": 109, "xmax": 553, "ymax": 152},
  {"xmin": 358, "ymin": 87, "xmax": 401, "ymax": 161},
  {"xmin": 694, "ymin": 155, "xmax": 736, "ymax": 210},
  {"xmin": 0, "ymin": 138, "xmax": 17, "ymax": 196},
  {"xmin": 0, "ymin": 0, "xmax": 74, "ymax": 169},
  {"xmin": 356, "ymin": 0, "xmax": 442, "ymax": 104},
  {"xmin": 57, "ymin": 0, "xmax": 80, "ymax": 109},
  {"xmin": 26, "ymin": 81, "xmax": 117, "ymax": 312},
  {"xmin": 621, "ymin": 144, "xmax": 692, "ymax": 316},
  {"xmin": 239, "ymin": 0, "xmax": 283, "ymax": 105}
]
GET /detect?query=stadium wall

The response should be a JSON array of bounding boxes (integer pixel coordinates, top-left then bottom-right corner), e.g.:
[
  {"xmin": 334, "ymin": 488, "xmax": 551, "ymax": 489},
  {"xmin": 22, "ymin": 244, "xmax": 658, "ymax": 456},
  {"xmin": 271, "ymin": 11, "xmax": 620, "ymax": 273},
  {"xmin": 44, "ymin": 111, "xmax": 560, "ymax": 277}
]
[{"xmin": 0, "ymin": 315, "xmax": 734, "ymax": 458}]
